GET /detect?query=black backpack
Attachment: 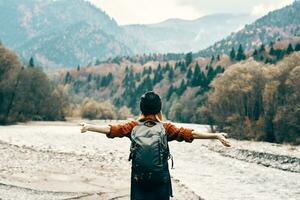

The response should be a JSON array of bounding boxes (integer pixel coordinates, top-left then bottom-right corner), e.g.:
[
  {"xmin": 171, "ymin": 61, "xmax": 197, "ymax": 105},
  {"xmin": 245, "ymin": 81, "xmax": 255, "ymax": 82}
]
[{"xmin": 129, "ymin": 120, "xmax": 173, "ymax": 184}]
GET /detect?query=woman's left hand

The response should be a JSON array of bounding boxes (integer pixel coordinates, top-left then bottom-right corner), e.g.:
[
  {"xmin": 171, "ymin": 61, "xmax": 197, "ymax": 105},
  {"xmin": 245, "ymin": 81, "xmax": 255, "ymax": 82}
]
[{"xmin": 80, "ymin": 122, "xmax": 89, "ymax": 133}]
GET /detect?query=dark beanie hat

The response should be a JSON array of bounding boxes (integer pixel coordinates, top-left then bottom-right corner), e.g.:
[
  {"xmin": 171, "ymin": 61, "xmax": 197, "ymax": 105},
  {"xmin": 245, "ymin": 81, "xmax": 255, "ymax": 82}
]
[{"xmin": 140, "ymin": 91, "xmax": 162, "ymax": 115}]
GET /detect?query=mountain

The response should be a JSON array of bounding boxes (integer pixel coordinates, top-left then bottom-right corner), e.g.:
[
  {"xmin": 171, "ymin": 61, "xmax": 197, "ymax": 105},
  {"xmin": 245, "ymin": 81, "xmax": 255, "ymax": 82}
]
[
  {"xmin": 0, "ymin": 0, "xmax": 255, "ymax": 67},
  {"xmin": 123, "ymin": 13, "xmax": 255, "ymax": 53},
  {"xmin": 0, "ymin": 0, "xmax": 131, "ymax": 67},
  {"xmin": 198, "ymin": 1, "xmax": 300, "ymax": 57}
]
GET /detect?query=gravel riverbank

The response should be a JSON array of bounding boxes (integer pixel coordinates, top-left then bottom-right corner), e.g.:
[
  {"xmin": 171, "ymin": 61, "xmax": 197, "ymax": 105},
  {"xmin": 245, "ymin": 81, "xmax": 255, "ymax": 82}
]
[{"xmin": 0, "ymin": 121, "xmax": 299, "ymax": 200}]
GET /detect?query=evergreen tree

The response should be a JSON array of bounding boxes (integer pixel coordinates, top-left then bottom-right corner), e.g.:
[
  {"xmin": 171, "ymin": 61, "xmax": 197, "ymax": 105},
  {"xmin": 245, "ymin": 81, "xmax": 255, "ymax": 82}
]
[
  {"xmin": 286, "ymin": 43, "xmax": 294, "ymax": 54},
  {"xmin": 29, "ymin": 57, "xmax": 34, "ymax": 68},
  {"xmin": 177, "ymin": 80, "xmax": 187, "ymax": 96},
  {"xmin": 64, "ymin": 72, "xmax": 72, "ymax": 84},
  {"xmin": 259, "ymin": 44, "xmax": 266, "ymax": 53},
  {"xmin": 73, "ymin": 80, "xmax": 81, "ymax": 94},
  {"xmin": 269, "ymin": 46, "xmax": 276, "ymax": 56},
  {"xmin": 95, "ymin": 59, "xmax": 101, "ymax": 65},
  {"xmin": 179, "ymin": 61, "xmax": 187, "ymax": 72},
  {"xmin": 217, "ymin": 54, "xmax": 220, "ymax": 61},
  {"xmin": 96, "ymin": 75, "xmax": 101, "ymax": 89},
  {"xmin": 236, "ymin": 44, "xmax": 246, "ymax": 61},
  {"xmin": 142, "ymin": 67, "xmax": 147, "ymax": 76},
  {"xmin": 167, "ymin": 85, "xmax": 174, "ymax": 100},
  {"xmin": 77, "ymin": 65, "xmax": 80, "ymax": 72},
  {"xmin": 206, "ymin": 65, "xmax": 215, "ymax": 84},
  {"xmin": 168, "ymin": 67, "xmax": 175, "ymax": 80},
  {"xmin": 210, "ymin": 55, "xmax": 215, "ymax": 64},
  {"xmin": 191, "ymin": 63, "xmax": 201, "ymax": 87},
  {"xmin": 144, "ymin": 75, "xmax": 153, "ymax": 91},
  {"xmin": 186, "ymin": 67, "xmax": 193, "ymax": 79},
  {"xmin": 135, "ymin": 72, "xmax": 141, "ymax": 81},
  {"xmin": 148, "ymin": 66, "xmax": 152, "ymax": 74},
  {"xmin": 87, "ymin": 73, "xmax": 92, "ymax": 82},
  {"xmin": 165, "ymin": 62, "xmax": 171, "ymax": 71},
  {"xmin": 252, "ymin": 49, "xmax": 258, "ymax": 58},
  {"xmin": 153, "ymin": 69, "xmax": 163, "ymax": 85},
  {"xmin": 295, "ymin": 43, "xmax": 300, "ymax": 51},
  {"xmin": 157, "ymin": 63, "xmax": 162, "ymax": 71},
  {"xmin": 230, "ymin": 47, "xmax": 236, "ymax": 61},
  {"xmin": 185, "ymin": 52, "xmax": 193, "ymax": 67},
  {"xmin": 275, "ymin": 49, "xmax": 284, "ymax": 60}
]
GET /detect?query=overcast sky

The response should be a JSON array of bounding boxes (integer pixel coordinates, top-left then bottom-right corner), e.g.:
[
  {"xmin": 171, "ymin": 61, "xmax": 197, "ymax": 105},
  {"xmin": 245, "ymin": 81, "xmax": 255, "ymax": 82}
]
[{"xmin": 88, "ymin": 0, "xmax": 294, "ymax": 25}]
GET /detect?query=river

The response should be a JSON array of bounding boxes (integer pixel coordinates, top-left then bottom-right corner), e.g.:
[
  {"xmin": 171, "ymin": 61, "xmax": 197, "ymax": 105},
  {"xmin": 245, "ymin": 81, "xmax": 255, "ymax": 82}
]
[{"xmin": 0, "ymin": 120, "xmax": 299, "ymax": 200}]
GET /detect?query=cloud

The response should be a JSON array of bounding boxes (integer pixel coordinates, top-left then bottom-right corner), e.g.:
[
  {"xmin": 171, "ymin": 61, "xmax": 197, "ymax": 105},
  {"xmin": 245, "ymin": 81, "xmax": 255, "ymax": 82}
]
[
  {"xmin": 251, "ymin": 0, "xmax": 293, "ymax": 17},
  {"xmin": 88, "ymin": 0, "xmax": 200, "ymax": 25},
  {"xmin": 88, "ymin": 0, "xmax": 294, "ymax": 25}
]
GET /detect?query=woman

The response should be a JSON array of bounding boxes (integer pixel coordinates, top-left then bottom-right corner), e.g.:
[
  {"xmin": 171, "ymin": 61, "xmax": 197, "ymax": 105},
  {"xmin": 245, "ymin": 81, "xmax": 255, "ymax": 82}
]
[{"xmin": 80, "ymin": 91, "xmax": 231, "ymax": 200}]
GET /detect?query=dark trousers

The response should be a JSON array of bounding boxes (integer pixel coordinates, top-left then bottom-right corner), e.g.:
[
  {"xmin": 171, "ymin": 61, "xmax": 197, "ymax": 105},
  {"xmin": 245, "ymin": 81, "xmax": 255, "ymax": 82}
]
[{"xmin": 130, "ymin": 169, "xmax": 172, "ymax": 200}]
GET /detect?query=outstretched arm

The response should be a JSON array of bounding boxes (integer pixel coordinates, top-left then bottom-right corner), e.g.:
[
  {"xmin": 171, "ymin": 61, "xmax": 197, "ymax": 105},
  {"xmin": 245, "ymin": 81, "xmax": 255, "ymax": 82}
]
[
  {"xmin": 80, "ymin": 122, "xmax": 110, "ymax": 135},
  {"xmin": 192, "ymin": 130, "xmax": 231, "ymax": 147}
]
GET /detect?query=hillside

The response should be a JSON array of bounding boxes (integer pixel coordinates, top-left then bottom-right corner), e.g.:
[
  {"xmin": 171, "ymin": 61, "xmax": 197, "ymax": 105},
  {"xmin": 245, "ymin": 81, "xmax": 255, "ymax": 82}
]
[
  {"xmin": 0, "ymin": 0, "xmax": 131, "ymax": 67},
  {"xmin": 198, "ymin": 1, "xmax": 300, "ymax": 57}
]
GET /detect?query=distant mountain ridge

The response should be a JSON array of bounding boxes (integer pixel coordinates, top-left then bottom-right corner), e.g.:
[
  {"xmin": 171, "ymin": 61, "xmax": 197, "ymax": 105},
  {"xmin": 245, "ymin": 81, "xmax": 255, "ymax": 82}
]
[
  {"xmin": 0, "ymin": 0, "xmax": 255, "ymax": 67},
  {"xmin": 3, "ymin": 0, "xmax": 299, "ymax": 67},
  {"xmin": 198, "ymin": 0, "xmax": 300, "ymax": 57},
  {"xmin": 123, "ymin": 13, "xmax": 255, "ymax": 53}
]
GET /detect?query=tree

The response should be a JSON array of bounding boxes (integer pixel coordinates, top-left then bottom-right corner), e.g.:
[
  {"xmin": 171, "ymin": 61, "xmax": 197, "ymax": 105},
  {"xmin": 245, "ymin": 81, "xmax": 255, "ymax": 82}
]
[
  {"xmin": 153, "ymin": 69, "xmax": 163, "ymax": 85},
  {"xmin": 87, "ymin": 73, "xmax": 92, "ymax": 82},
  {"xmin": 295, "ymin": 43, "xmax": 300, "ymax": 51},
  {"xmin": 286, "ymin": 43, "xmax": 294, "ymax": 54},
  {"xmin": 168, "ymin": 67, "xmax": 175, "ymax": 80},
  {"xmin": 259, "ymin": 44, "xmax": 266, "ymax": 53},
  {"xmin": 64, "ymin": 72, "xmax": 72, "ymax": 84},
  {"xmin": 230, "ymin": 47, "xmax": 236, "ymax": 61},
  {"xmin": 0, "ymin": 44, "xmax": 23, "ymax": 124},
  {"xmin": 118, "ymin": 106, "xmax": 133, "ymax": 119},
  {"xmin": 269, "ymin": 46, "xmax": 276, "ymax": 56},
  {"xmin": 166, "ymin": 85, "xmax": 174, "ymax": 100},
  {"xmin": 236, "ymin": 44, "xmax": 246, "ymax": 61},
  {"xmin": 252, "ymin": 49, "xmax": 258, "ymax": 58},
  {"xmin": 210, "ymin": 55, "xmax": 215, "ymax": 64},
  {"xmin": 95, "ymin": 59, "xmax": 101, "ymax": 65},
  {"xmin": 29, "ymin": 57, "xmax": 34, "ymax": 68},
  {"xmin": 191, "ymin": 63, "xmax": 201, "ymax": 87},
  {"xmin": 177, "ymin": 80, "xmax": 187, "ymax": 96},
  {"xmin": 186, "ymin": 67, "xmax": 193, "ymax": 79},
  {"xmin": 77, "ymin": 65, "xmax": 80, "ymax": 72},
  {"xmin": 165, "ymin": 62, "xmax": 171, "ymax": 71},
  {"xmin": 185, "ymin": 52, "xmax": 193, "ymax": 67}
]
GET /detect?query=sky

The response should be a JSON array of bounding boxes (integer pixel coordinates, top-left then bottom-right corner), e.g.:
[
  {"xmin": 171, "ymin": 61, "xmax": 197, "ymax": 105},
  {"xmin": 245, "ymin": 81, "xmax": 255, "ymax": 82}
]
[{"xmin": 88, "ymin": 0, "xmax": 294, "ymax": 25}]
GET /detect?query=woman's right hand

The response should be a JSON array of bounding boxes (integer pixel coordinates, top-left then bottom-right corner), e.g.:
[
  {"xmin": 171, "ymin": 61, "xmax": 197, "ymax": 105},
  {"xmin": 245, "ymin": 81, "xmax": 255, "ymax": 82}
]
[
  {"xmin": 217, "ymin": 133, "xmax": 231, "ymax": 147},
  {"xmin": 80, "ymin": 122, "xmax": 89, "ymax": 133}
]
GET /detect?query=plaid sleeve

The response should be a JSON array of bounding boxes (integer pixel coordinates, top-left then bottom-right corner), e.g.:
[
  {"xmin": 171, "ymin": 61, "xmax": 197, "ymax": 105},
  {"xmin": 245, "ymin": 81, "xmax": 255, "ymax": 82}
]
[
  {"xmin": 163, "ymin": 123, "xmax": 194, "ymax": 143},
  {"xmin": 106, "ymin": 120, "xmax": 138, "ymax": 138}
]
